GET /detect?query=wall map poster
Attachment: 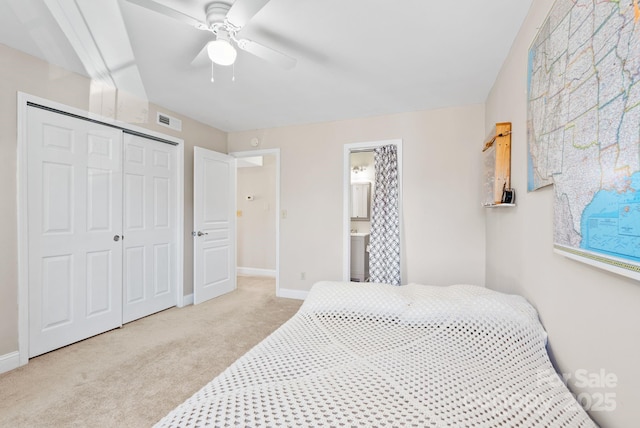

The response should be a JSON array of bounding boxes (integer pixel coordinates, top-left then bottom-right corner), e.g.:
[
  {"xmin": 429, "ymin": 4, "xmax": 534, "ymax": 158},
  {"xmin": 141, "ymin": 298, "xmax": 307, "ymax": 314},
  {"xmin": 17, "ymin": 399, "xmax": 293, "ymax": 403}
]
[{"xmin": 527, "ymin": 0, "xmax": 640, "ymax": 279}]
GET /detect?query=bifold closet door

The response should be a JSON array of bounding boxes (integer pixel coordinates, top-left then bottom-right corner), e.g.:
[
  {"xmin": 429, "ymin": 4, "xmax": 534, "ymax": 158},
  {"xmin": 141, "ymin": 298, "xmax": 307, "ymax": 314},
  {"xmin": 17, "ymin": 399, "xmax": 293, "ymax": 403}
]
[
  {"xmin": 27, "ymin": 107, "xmax": 123, "ymax": 358},
  {"xmin": 122, "ymin": 134, "xmax": 178, "ymax": 323}
]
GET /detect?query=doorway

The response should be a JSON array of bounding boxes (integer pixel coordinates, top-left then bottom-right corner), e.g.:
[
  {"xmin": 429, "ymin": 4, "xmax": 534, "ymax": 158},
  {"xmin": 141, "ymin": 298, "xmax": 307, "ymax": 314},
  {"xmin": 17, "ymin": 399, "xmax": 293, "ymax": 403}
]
[
  {"xmin": 230, "ymin": 149, "xmax": 280, "ymax": 296},
  {"xmin": 343, "ymin": 140, "xmax": 403, "ymax": 283},
  {"xmin": 349, "ymin": 150, "xmax": 374, "ymax": 282}
]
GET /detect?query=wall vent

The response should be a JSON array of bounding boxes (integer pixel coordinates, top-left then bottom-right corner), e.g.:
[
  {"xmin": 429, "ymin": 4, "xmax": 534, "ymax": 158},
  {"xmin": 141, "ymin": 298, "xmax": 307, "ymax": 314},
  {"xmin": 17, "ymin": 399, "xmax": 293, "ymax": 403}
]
[{"xmin": 156, "ymin": 112, "xmax": 182, "ymax": 132}]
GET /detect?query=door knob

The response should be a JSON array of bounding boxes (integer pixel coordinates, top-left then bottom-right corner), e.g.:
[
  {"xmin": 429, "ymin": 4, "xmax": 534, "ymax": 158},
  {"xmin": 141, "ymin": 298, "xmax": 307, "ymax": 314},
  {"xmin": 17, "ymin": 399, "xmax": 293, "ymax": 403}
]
[
  {"xmin": 113, "ymin": 235, "xmax": 120, "ymax": 242},
  {"xmin": 197, "ymin": 231, "xmax": 208, "ymax": 237}
]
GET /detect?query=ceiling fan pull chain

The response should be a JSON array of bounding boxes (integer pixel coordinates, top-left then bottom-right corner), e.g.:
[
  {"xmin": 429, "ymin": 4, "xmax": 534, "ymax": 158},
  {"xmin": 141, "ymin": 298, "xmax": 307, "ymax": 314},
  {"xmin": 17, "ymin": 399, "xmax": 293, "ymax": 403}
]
[{"xmin": 210, "ymin": 61, "xmax": 215, "ymax": 83}]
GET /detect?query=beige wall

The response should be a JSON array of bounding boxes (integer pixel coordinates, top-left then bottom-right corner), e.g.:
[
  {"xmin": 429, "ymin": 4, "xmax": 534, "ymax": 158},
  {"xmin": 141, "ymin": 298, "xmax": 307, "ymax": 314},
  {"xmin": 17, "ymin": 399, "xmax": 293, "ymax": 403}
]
[
  {"xmin": 0, "ymin": 44, "xmax": 226, "ymax": 356},
  {"xmin": 237, "ymin": 155, "xmax": 277, "ymax": 270},
  {"xmin": 485, "ymin": 1, "xmax": 640, "ymax": 426},
  {"xmin": 229, "ymin": 104, "xmax": 487, "ymax": 292}
]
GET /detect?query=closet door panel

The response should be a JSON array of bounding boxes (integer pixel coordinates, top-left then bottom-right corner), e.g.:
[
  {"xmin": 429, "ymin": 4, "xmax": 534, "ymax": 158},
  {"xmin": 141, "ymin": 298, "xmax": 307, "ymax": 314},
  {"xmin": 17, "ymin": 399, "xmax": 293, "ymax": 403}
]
[
  {"xmin": 40, "ymin": 255, "xmax": 73, "ymax": 329},
  {"xmin": 86, "ymin": 250, "xmax": 113, "ymax": 316},
  {"xmin": 28, "ymin": 107, "xmax": 123, "ymax": 358},
  {"xmin": 124, "ymin": 172, "xmax": 145, "ymax": 230},
  {"xmin": 125, "ymin": 246, "xmax": 146, "ymax": 303},
  {"xmin": 123, "ymin": 134, "xmax": 178, "ymax": 323}
]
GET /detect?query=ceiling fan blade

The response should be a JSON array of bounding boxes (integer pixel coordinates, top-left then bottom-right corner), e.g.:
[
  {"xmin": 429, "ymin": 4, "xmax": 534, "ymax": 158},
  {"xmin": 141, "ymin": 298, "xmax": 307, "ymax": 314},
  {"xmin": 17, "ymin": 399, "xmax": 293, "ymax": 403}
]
[
  {"xmin": 237, "ymin": 38, "xmax": 296, "ymax": 69},
  {"xmin": 190, "ymin": 43, "xmax": 211, "ymax": 67},
  {"xmin": 125, "ymin": 0, "xmax": 208, "ymax": 30},
  {"xmin": 226, "ymin": 0, "xmax": 270, "ymax": 29}
]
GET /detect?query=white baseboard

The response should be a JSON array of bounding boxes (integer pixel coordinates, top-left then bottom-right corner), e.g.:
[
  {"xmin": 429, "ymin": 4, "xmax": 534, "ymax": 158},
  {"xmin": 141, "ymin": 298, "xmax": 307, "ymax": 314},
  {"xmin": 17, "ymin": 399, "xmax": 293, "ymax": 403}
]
[
  {"xmin": 277, "ymin": 288, "xmax": 308, "ymax": 300},
  {"xmin": 237, "ymin": 267, "xmax": 276, "ymax": 277},
  {"xmin": 182, "ymin": 293, "xmax": 194, "ymax": 306},
  {"xmin": 0, "ymin": 351, "xmax": 20, "ymax": 375}
]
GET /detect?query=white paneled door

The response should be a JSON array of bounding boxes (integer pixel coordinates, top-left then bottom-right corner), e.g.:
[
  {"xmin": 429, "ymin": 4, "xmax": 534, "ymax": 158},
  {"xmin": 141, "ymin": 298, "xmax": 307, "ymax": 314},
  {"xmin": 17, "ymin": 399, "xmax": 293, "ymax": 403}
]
[
  {"xmin": 26, "ymin": 105, "xmax": 181, "ymax": 358},
  {"xmin": 193, "ymin": 147, "xmax": 237, "ymax": 304},
  {"xmin": 27, "ymin": 107, "xmax": 123, "ymax": 358},
  {"xmin": 122, "ymin": 134, "xmax": 178, "ymax": 323}
]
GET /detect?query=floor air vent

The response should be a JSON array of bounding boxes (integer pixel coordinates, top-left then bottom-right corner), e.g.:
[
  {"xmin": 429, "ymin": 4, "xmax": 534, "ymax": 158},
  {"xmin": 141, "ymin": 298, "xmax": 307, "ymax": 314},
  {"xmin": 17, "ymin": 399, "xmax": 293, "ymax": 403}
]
[{"xmin": 156, "ymin": 112, "xmax": 182, "ymax": 132}]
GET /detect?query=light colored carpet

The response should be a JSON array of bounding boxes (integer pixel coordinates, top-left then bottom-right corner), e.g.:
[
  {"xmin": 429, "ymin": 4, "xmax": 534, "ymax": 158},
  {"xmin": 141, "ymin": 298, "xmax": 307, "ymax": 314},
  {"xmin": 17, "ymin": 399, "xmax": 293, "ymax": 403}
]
[{"xmin": 0, "ymin": 276, "xmax": 303, "ymax": 427}]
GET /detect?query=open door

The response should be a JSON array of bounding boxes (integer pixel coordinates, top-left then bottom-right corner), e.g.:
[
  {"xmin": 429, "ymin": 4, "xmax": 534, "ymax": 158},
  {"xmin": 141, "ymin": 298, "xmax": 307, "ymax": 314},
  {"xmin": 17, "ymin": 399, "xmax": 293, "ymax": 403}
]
[{"xmin": 193, "ymin": 147, "xmax": 237, "ymax": 304}]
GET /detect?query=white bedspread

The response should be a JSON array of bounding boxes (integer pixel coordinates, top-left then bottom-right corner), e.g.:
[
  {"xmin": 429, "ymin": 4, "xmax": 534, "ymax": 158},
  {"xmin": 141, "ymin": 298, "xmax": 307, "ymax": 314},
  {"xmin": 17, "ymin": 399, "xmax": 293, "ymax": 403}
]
[{"xmin": 156, "ymin": 281, "xmax": 597, "ymax": 427}]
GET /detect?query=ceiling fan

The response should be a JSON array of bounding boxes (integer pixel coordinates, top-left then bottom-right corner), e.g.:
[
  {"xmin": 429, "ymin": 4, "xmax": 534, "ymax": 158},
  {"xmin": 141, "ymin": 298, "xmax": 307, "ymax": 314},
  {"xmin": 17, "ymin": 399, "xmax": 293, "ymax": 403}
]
[{"xmin": 126, "ymin": 0, "xmax": 296, "ymax": 69}]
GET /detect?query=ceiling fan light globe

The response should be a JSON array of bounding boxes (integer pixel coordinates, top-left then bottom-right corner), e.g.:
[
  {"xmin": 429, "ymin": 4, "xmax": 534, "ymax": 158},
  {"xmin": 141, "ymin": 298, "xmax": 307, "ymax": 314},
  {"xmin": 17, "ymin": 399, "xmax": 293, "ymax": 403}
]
[{"xmin": 207, "ymin": 39, "xmax": 237, "ymax": 66}]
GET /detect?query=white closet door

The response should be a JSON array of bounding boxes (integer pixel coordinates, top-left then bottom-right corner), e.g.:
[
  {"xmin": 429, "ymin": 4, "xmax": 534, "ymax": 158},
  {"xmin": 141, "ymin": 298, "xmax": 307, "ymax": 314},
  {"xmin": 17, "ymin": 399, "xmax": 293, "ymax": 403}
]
[
  {"xmin": 193, "ymin": 147, "xmax": 236, "ymax": 304},
  {"xmin": 27, "ymin": 107, "xmax": 123, "ymax": 358},
  {"xmin": 122, "ymin": 134, "xmax": 178, "ymax": 323}
]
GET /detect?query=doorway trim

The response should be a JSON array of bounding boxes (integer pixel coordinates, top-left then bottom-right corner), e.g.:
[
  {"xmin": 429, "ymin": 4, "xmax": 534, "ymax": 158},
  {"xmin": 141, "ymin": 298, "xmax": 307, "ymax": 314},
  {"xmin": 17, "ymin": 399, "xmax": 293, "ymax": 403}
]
[
  {"xmin": 16, "ymin": 92, "xmax": 184, "ymax": 367},
  {"xmin": 229, "ymin": 149, "xmax": 281, "ymax": 297},
  {"xmin": 343, "ymin": 139, "xmax": 403, "ymax": 282}
]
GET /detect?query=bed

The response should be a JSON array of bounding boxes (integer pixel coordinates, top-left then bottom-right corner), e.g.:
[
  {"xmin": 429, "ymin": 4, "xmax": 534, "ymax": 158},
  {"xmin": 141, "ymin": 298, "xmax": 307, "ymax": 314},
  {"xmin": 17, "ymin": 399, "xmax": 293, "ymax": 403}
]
[{"xmin": 156, "ymin": 281, "xmax": 597, "ymax": 427}]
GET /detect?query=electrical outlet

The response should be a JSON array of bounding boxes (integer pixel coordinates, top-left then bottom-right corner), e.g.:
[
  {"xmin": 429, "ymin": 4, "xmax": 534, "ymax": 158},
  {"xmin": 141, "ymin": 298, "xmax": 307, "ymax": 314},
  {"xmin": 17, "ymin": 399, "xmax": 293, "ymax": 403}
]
[
  {"xmin": 281, "ymin": 209, "xmax": 287, "ymax": 219},
  {"xmin": 236, "ymin": 210, "xmax": 242, "ymax": 217},
  {"xmin": 300, "ymin": 272, "xmax": 306, "ymax": 280}
]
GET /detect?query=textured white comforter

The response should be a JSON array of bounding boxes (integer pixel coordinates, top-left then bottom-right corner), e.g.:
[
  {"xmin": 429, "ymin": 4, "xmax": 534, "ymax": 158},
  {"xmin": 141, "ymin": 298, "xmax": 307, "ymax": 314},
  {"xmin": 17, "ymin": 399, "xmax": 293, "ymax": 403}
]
[{"xmin": 156, "ymin": 281, "xmax": 597, "ymax": 427}]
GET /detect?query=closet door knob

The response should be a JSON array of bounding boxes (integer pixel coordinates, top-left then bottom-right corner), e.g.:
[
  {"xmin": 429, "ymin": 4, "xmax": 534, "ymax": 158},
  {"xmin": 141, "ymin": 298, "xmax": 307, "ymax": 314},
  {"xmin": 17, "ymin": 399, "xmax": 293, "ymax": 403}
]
[
  {"xmin": 197, "ymin": 231, "xmax": 208, "ymax": 237},
  {"xmin": 113, "ymin": 235, "xmax": 120, "ymax": 242}
]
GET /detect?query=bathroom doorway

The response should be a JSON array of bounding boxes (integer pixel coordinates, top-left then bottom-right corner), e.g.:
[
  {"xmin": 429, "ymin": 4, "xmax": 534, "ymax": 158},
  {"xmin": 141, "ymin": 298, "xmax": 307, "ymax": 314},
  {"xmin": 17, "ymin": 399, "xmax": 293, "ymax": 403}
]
[
  {"xmin": 349, "ymin": 150, "xmax": 374, "ymax": 282},
  {"xmin": 343, "ymin": 140, "xmax": 403, "ymax": 284}
]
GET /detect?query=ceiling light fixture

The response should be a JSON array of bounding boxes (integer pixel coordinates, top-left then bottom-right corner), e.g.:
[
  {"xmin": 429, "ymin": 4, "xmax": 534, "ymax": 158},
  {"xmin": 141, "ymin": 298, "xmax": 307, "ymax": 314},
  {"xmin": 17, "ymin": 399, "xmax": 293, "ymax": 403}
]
[
  {"xmin": 352, "ymin": 165, "xmax": 367, "ymax": 174},
  {"xmin": 207, "ymin": 30, "xmax": 237, "ymax": 66}
]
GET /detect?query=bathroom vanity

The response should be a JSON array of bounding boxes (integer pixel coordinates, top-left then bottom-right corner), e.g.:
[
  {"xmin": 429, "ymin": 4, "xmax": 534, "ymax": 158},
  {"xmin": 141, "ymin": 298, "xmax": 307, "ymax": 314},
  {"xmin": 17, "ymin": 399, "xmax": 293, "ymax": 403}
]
[{"xmin": 350, "ymin": 233, "xmax": 370, "ymax": 282}]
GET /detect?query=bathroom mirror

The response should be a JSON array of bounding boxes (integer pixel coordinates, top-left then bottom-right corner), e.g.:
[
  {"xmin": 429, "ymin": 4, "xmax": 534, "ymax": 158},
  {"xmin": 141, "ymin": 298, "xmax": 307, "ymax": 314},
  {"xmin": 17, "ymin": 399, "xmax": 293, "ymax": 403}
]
[{"xmin": 351, "ymin": 182, "xmax": 371, "ymax": 221}]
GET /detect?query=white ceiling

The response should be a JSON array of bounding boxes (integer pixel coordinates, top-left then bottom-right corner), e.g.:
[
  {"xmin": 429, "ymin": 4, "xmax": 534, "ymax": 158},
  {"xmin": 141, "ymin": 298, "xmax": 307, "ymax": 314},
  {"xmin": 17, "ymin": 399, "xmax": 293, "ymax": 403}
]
[{"xmin": 0, "ymin": 0, "xmax": 533, "ymax": 132}]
